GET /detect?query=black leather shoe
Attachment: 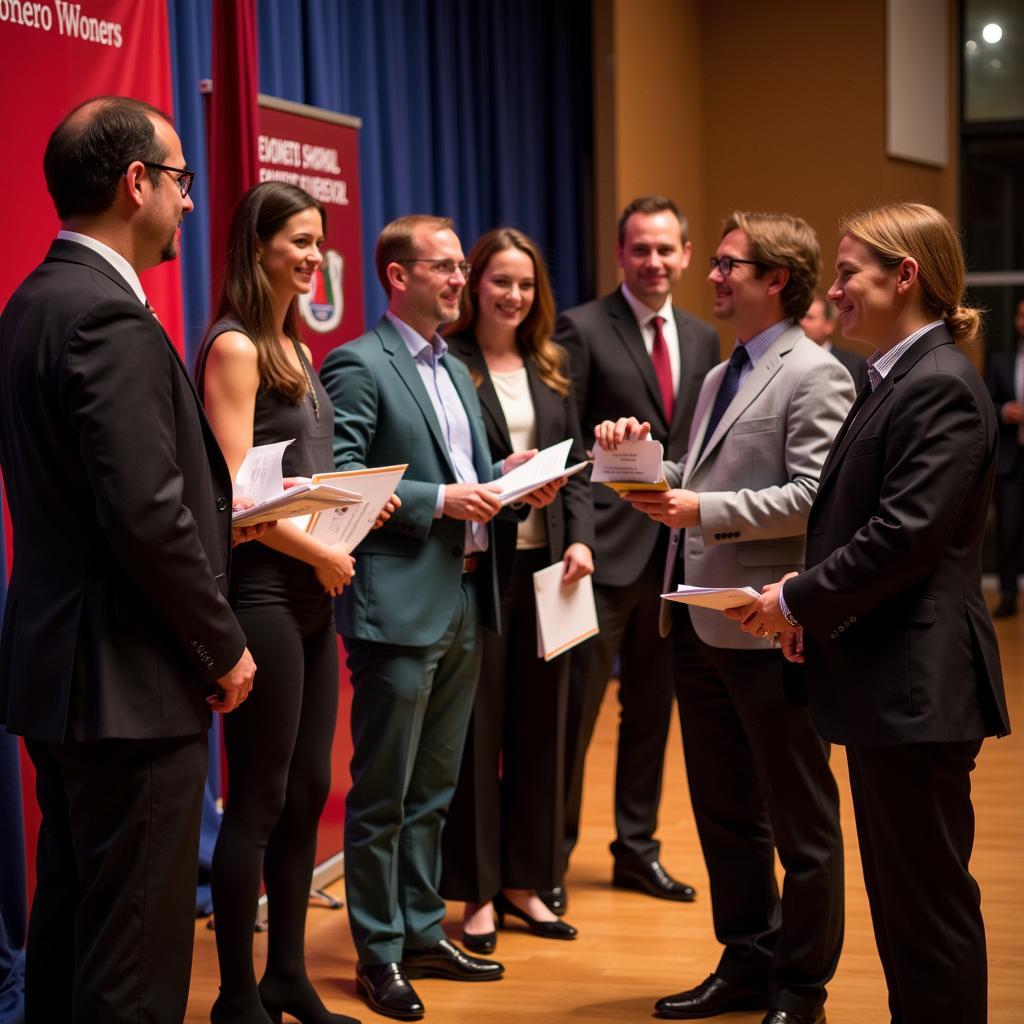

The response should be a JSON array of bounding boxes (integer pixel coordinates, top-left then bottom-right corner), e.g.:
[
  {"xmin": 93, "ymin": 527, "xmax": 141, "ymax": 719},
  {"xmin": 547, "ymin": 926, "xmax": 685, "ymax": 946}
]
[
  {"xmin": 994, "ymin": 595, "xmax": 1017, "ymax": 618},
  {"xmin": 761, "ymin": 1009, "xmax": 826, "ymax": 1024},
  {"xmin": 493, "ymin": 891, "xmax": 577, "ymax": 940},
  {"xmin": 536, "ymin": 884, "xmax": 567, "ymax": 916},
  {"xmin": 654, "ymin": 974, "xmax": 768, "ymax": 1019},
  {"xmin": 401, "ymin": 938, "xmax": 504, "ymax": 981},
  {"xmin": 355, "ymin": 962, "xmax": 423, "ymax": 1021},
  {"xmin": 613, "ymin": 859, "xmax": 697, "ymax": 902}
]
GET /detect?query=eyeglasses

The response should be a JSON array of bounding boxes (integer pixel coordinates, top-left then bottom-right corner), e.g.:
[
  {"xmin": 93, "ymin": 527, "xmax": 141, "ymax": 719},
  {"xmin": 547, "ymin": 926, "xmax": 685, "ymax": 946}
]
[
  {"xmin": 139, "ymin": 161, "xmax": 196, "ymax": 198},
  {"xmin": 709, "ymin": 255, "xmax": 766, "ymax": 277},
  {"xmin": 397, "ymin": 258, "xmax": 472, "ymax": 278}
]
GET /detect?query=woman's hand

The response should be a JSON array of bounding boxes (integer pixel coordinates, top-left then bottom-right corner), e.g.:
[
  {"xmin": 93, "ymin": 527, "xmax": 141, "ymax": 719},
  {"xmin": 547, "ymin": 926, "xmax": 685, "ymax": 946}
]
[
  {"xmin": 561, "ymin": 543, "xmax": 594, "ymax": 583},
  {"xmin": 374, "ymin": 492, "xmax": 402, "ymax": 529},
  {"xmin": 520, "ymin": 476, "xmax": 566, "ymax": 509},
  {"xmin": 314, "ymin": 544, "xmax": 355, "ymax": 596}
]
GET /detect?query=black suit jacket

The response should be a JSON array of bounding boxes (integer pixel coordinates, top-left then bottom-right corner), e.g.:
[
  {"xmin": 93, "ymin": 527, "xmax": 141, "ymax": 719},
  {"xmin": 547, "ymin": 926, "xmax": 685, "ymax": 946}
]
[
  {"xmin": 785, "ymin": 326, "xmax": 1010, "ymax": 745},
  {"xmin": 556, "ymin": 288, "xmax": 719, "ymax": 587},
  {"xmin": 985, "ymin": 344, "xmax": 1022, "ymax": 478},
  {"xmin": 0, "ymin": 240, "xmax": 246, "ymax": 743},
  {"xmin": 447, "ymin": 333, "xmax": 595, "ymax": 591},
  {"xmin": 829, "ymin": 343, "xmax": 868, "ymax": 393}
]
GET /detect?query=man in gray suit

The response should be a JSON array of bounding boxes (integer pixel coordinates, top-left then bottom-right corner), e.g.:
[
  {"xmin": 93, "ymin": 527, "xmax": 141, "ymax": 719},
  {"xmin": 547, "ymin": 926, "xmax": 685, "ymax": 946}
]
[{"xmin": 603, "ymin": 213, "xmax": 853, "ymax": 1024}]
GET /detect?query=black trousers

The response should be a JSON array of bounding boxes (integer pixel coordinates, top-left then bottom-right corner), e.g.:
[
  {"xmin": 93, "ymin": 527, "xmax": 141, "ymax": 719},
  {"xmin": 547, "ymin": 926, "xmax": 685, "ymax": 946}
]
[
  {"xmin": 994, "ymin": 453, "xmax": 1024, "ymax": 597},
  {"xmin": 847, "ymin": 740, "xmax": 988, "ymax": 1024},
  {"xmin": 441, "ymin": 548, "xmax": 568, "ymax": 902},
  {"xmin": 563, "ymin": 542, "xmax": 674, "ymax": 869},
  {"xmin": 24, "ymin": 732, "xmax": 207, "ymax": 1024},
  {"xmin": 671, "ymin": 609, "xmax": 844, "ymax": 1015},
  {"xmin": 211, "ymin": 598, "xmax": 338, "ymax": 1007}
]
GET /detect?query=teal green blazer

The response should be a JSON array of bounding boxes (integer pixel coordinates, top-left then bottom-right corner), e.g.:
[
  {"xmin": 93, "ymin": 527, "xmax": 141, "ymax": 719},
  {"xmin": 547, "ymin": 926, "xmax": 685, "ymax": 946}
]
[{"xmin": 319, "ymin": 317, "xmax": 501, "ymax": 645}]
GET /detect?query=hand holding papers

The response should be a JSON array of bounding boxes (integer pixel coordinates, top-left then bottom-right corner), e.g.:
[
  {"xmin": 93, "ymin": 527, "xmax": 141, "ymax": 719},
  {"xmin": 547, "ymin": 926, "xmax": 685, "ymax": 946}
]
[
  {"xmin": 534, "ymin": 561, "xmax": 599, "ymax": 661},
  {"xmin": 491, "ymin": 439, "xmax": 591, "ymax": 506},
  {"xmin": 661, "ymin": 584, "xmax": 761, "ymax": 611},
  {"xmin": 232, "ymin": 441, "xmax": 361, "ymax": 527},
  {"xmin": 591, "ymin": 438, "xmax": 668, "ymax": 493},
  {"xmin": 304, "ymin": 465, "xmax": 408, "ymax": 552}
]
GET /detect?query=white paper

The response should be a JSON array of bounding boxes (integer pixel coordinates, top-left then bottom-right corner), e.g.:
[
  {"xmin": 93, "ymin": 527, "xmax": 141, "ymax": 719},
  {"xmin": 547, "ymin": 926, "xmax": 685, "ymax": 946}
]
[
  {"xmin": 234, "ymin": 439, "xmax": 294, "ymax": 502},
  {"xmin": 533, "ymin": 561, "xmax": 600, "ymax": 662},
  {"xmin": 660, "ymin": 584, "xmax": 760, "ymax": 611},
  {"xmin": 231, "ymin": 483, "xmax": 362, "ymax": 527},
  {"xmin": 491, "ymin": 439, "xmax": 591, "ymax": 506},
  {"xmin": 590, "ymin": 439, "xmax": 666, "ymax": 489},
  {"xmin": 307, "ymin": 465, "xmax": 408, "ymax": 552}
]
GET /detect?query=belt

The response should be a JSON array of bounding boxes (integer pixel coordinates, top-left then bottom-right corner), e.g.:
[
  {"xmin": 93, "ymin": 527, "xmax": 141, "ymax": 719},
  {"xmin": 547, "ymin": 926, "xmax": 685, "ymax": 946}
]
[{"xmin": 462, "ymin": 554, "xmax": 480, "ymax": 574}]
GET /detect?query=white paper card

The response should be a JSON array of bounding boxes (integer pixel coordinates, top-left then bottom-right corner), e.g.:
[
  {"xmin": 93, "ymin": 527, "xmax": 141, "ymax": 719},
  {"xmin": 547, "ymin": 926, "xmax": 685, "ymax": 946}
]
[
  {"xmin": 660, "ymin": 584, "xmax": 760, "ymax": 611},
  {"xmin": 491, "ymin": 439, "xmax": 590, "ymax": 506},
  {"xmin": 590, "ymin": 439, "xmax": 667, "ymax": 491},
  {"xmin": 307, "ymin": 465, "xmax": 408, "ymax": 552},
  {"xmin": 234, "ymin": 439, "xmax": 294, "ymax": 502},
  {"xmin": 533, "ymin": 561, "xmax": 599, "ymax": 662}
]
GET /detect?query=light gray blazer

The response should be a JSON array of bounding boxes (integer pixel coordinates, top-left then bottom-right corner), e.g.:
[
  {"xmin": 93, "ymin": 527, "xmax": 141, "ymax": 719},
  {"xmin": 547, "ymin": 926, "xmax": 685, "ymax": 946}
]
[{"xmin": 659, "ymin": 325, "xmax": 854, "ymax": 648}]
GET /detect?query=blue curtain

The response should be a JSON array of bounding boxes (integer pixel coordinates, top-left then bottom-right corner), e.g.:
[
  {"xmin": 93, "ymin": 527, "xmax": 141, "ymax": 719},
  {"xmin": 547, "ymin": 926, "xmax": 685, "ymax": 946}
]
[{"xmin": 169, "ymin": 0, "xmax": 593, "ymax": 361}]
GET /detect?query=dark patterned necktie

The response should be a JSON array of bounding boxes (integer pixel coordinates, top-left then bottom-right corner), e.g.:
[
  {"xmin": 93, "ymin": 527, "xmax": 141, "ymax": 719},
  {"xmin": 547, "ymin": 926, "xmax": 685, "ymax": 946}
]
[{"xmin": 697, "ymin": 344, "xmax": 749, "ymax": 459}]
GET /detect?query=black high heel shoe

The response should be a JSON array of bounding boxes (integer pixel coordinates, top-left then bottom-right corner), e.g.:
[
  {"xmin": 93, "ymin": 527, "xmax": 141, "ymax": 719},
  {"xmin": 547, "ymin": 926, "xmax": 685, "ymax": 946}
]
[
  {"xmin": 460, "ymin": 928, "xmax": 497, "ymax": 955},
  {"xmin": 493, "ymin": 891, "xmax": 577, "ymax": 940},
  {"xmin": 257, "ymin": 977, "xmax": 360, "ymax": 1024}
]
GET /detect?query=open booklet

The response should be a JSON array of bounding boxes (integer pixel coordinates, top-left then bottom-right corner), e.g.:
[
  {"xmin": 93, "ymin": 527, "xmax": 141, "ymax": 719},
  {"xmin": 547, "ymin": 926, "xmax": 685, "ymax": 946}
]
[
  {"xmin": 231, "ymin": 440, "xmax": 362, "ymax": 527},
  {"xmin": 661, "ymin": 584, "xmax": 760, "ymax": 611},
  {"xmin": 301, "ymin": 464, "xmax": 408, "ymax": 552},
  {"xmin": 490, "ymin": 438, "xmax": 591, "ymax": 507},
  {"xmin": 590, "ymin": 438, "xmax": 669, "ymax": 493}
]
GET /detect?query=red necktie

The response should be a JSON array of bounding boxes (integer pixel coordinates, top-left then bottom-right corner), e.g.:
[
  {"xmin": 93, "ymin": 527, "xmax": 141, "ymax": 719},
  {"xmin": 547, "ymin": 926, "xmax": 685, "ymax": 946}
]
[{"xmin": 651, "ymin": 315, "xmax": 674, "ymax": 421}]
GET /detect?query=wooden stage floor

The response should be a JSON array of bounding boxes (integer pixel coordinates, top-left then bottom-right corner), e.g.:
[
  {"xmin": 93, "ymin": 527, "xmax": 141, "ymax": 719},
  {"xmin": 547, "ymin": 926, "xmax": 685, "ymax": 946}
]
[{"xmin": 185, "ymin": 594, "xmax": 1023, "ymax": 1023}]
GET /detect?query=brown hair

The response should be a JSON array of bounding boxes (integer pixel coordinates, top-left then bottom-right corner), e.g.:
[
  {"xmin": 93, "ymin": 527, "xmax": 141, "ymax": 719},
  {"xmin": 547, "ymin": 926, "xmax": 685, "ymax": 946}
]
[
  {"xmin": 202, "ymin": 181, "xmax": 326, "ymax": 402},
  {"xmin": 839, "ymin": 203, "xmax": 981, "ymax": 344},
  {"xmin": 618, "ymin": 195, "xmax": 689, "ymax": 246},
  {"xmin": 723, "ymin": 211, "xmax": 821, "ymax": 320},
  {"xmin": 375, "ymin": 214, "xmax": 454, "ymax": 295},
  {"xmin": 444, "ymin": 227, "xmax": 570, "ymax": 397}
]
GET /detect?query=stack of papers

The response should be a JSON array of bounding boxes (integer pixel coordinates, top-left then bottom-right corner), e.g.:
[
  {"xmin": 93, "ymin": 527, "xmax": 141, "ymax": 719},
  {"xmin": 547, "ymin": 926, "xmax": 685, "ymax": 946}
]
[
  {"xmin": 591, "ymin": 439, "xmax": 668, "ymax": 493},
  {"xmin": 490, "ymin": 439, "xmax": 590, "ymax": 506},
  {"xmin": 660, "ymin": 585, "xmax": 760, "ymax": 611}
]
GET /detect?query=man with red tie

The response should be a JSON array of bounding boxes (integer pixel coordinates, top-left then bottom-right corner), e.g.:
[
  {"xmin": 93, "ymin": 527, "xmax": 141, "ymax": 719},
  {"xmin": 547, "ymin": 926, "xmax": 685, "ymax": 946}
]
[{"xmin": 554, "ymin": 196, "xmax": 719, "ymax": 910}]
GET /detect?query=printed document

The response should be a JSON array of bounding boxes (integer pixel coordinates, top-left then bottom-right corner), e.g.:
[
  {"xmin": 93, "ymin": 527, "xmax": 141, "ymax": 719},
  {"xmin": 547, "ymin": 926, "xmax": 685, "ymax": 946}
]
[
  {"xmin": 590, "ymin": 439, "xmax": 668, "ymax": 493},
  {"xmin": 305, "ymin": 465, "xmax": 408, "ymax": 552},
  {"xmin": 533, "ymin": 561, "xmax": 599, "ymax": 662},
  {"xmin": 661, "ymin": 584, "xmax": 761, "ymax": 611},
  {"xmin": 491, "ymin": 439, "xmax": 591, "ymax": 506}
]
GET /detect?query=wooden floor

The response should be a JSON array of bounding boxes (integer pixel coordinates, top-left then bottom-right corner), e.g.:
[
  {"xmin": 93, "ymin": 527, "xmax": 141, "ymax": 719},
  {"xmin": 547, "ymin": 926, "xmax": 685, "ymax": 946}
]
[{"xmin": 185, "ymin": 594, "xmax": 1024, "ymax": 1023}]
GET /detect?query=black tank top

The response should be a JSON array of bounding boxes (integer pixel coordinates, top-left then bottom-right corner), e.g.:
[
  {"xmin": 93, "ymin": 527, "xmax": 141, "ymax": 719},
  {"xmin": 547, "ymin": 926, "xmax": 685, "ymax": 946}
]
[{"xmin": 199, "ymin": 317, "xmax": 335, "ymax": 609}]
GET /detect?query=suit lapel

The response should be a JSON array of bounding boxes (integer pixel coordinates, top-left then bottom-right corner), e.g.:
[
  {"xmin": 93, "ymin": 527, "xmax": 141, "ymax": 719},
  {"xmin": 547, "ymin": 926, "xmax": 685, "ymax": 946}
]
[
  {"xmin": 669, "ymin": 307, "xmax": 695, "ymax": 436},
  {"xmin": 453, "ymin": 337, "xmax": 513, "ymax": 455},
  {"xmin": 525, "ymin": 359, "xmax": 561, "ymax": 450},
  {"xmin": 606, "ymin": 289, "xmax": 668, "ymax": 431}
]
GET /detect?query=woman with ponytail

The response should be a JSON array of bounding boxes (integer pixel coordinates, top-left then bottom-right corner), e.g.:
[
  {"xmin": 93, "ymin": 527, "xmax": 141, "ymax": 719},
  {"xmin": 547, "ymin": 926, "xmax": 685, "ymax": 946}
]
[{"xmin": 731, "ymin": 202, "xmax": 1010, "ymax": 1024}]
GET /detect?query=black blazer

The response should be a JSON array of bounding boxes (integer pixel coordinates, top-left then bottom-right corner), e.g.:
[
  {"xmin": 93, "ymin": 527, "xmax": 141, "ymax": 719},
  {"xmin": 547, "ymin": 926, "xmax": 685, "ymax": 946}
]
[
  {"xmin": 830, "ymin": 343, "xmax": 868, "ymax": 393},
  {"xmin": 0, "ymin": 240, "xmax": 246, "ymax": 743},
  {"xmin": 556, "ymin": 288, "xmax": 719, "ymax": 587},
  {"xmin": 785, "ymin": 326, "xmax": 1010, "ymax": 746},
  {"xmin": 985, "ymin": 344, "xmax": 1022, "ymax": 477},
  {"xmin": 447, "ymin": 333, "xmax": 595, "ymax": 592}
]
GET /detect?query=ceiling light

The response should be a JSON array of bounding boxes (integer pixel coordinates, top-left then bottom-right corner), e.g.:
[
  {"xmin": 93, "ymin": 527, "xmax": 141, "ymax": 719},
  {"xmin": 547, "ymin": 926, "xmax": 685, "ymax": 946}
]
[{"xmin": 982, "ymin": 23, "xmax": 1002, "ymax": 44}]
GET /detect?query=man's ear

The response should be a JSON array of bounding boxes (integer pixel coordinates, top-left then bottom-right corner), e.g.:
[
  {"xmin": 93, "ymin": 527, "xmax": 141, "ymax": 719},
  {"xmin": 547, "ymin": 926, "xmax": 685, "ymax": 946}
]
[
  {"xmin": 122, "ymin": 160, "xmax": 147, "ymax": 209},
  {"xmin": 766, "ymin": 266, "xmax": 790, "ymax": 296},
  {"xmin": 895, "ymin": 257, "xmax": 920, "ymax": 294},
  {"xmin": 386, "ymin": 261, "xmax": 407, "ymax": 294}
]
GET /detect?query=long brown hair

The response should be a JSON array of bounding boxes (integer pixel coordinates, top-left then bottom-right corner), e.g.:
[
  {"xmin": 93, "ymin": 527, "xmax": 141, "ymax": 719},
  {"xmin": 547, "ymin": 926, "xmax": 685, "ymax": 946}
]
[
  {"xmin": 445, "ymin": 227, "xmax": 569, "ymax": 397},
  {"xmin": 840, "ymin": 203, "xmax": 981, "ymax": 345},
  {"xmin": 201, "ymin": 181, "xmax": 327, "ymax": 401}
]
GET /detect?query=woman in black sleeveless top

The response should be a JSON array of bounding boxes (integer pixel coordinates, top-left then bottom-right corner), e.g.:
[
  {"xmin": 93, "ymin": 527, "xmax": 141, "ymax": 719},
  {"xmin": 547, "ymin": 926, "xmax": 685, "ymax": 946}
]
[{"xmin": 197, "ymin": 182, "xmax": 359, "ymax": 1024}]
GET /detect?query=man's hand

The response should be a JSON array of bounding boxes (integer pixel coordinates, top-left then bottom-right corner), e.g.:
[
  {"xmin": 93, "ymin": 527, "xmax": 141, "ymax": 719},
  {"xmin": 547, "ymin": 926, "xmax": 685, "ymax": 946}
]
[
  {"xmin": 520, "ymin": 476, "xmax": 566, "ymax": 509},
  {"xmin": 562, "ymin": 542, "xmax": 594, "ymax": 583},
  {"xmin": 374, "ymin": 493, "xmax": 401, "ymax": 529},
  {"xmin": 443, "ymin": 483, "xmax": 503, "ymax": 523},
  {"xmin": 208, "ymin": 646, "xmax": 256, "ymax": 713},
  {"xmin": 723, "ymin": 573, "xmax": 799, "ymax": 637},
  {"xmin": 502, "ymin": 449, "xmax": 538, "ymax": 475},
  {"xmin": 623, "ymin": 488, "xmax": 700, "ymax": 529},
  {"xmin": 1004, "ymin": 401, "xmax": 1024, "ymax": 425},
  {"xmin": 593, "ymin": 417, "xmax": 650, "ymax": 452},
  {"xmin": 780, "ymin": 628, "xmax": 805, "ymax": 664}
]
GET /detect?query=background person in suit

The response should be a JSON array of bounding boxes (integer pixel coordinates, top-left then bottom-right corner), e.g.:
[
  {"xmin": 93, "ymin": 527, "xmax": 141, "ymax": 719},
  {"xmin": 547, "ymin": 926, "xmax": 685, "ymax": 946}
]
[
  {"xmin": 197, "ymin": 182, "xmax": 359, "ymax": 1024},
  {"xmin": 0, "ymin": 96, "xmax": 256, "ymax": 1024},
  {"xmin": 735, "ymin": 203, "xmax": 1011, "ymax": 1024},
  {"xmin": 800, "ymin": 294, "xmax": 868, "ymax": 392},
  {"xmin": 320, "ymin": 216, "xmax": 543, "ymax": 1020},
  {"xmin": 554, "ymin": 196, "xmax": 719, "ymax": 909},
  {"xmin": 604, "ymin": 212, "xmax": 852, "ymax": 1024},
  {"xmin": 440, "ymin": 228, "xmax": 594, "ymax": 951},
  {"xmin": 986, "ymin": 297, "xmax": 1024, "ymax": 617}
]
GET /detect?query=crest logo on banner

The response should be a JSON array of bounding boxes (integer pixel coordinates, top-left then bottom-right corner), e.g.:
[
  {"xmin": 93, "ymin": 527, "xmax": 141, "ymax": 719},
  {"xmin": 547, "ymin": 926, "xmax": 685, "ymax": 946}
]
[{"xmin": 298, "ymin": 250, "xmax": 344, "ymax": 333}]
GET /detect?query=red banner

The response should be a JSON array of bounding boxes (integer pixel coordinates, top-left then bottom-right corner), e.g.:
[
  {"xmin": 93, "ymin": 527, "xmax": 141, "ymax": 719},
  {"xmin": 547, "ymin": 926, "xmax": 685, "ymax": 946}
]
[{"xmin": 0, "ymin": 0, "xmax": 180, "ymax": 898}]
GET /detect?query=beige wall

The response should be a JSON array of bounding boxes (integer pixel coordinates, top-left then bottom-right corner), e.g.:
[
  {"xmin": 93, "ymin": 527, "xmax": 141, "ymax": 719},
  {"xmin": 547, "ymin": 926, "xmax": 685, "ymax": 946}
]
[{"xmin": 593, "ymin": 0, "xmax": 959, "ymax": 351}]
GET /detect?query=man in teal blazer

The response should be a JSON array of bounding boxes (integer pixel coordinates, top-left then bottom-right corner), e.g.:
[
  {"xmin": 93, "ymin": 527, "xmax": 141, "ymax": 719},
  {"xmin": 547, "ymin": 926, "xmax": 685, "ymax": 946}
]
[{"xmin": 320, "ymin": 215, "xmax": 524, "ymax": 1021}]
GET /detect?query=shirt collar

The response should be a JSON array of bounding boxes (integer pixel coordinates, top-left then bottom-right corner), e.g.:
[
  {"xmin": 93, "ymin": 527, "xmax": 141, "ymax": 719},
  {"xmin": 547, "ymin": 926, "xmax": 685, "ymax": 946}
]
[
  {"xmin": 386, "ymin": 310, "xmax": 448, "ymax": 362},
  {"xmin": 620, "ymin": 283, "xmax": 673, "ymax": 328},
  {"xmin": 866, "ymin": 320, "xmax": 944, "ymax": 389},
  {"xmin": 739, "ymin": 318, "xmax": 792, "ymax": 367},
  {"xmin": 57, "ymin": 230, "xmax": 148, "ymax": 306}
]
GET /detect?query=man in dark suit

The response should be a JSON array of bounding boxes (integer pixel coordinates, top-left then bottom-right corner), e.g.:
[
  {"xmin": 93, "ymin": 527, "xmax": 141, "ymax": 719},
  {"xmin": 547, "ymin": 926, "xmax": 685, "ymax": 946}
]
[
  {"xmin": 555, "ymin": 196, "xmax": 719, "ymax": 906},
  {"xmin": 0, "ymin": 97, "xmax": 256, "ymax": 1024},
  {"xmin": 801, "ymin": 294, "xmax": 868, "ymax": 391},
  {"xmin": 321, "ymin": 216, "xmax": 533, "ymax": 1019},
  {"xmin": 986, "ymin": 297, "xmax": 1024, "ymax": 617},
  {"xmin": 736, "ymin": 203, "xmax": 1011, "ymax": 1024}
]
